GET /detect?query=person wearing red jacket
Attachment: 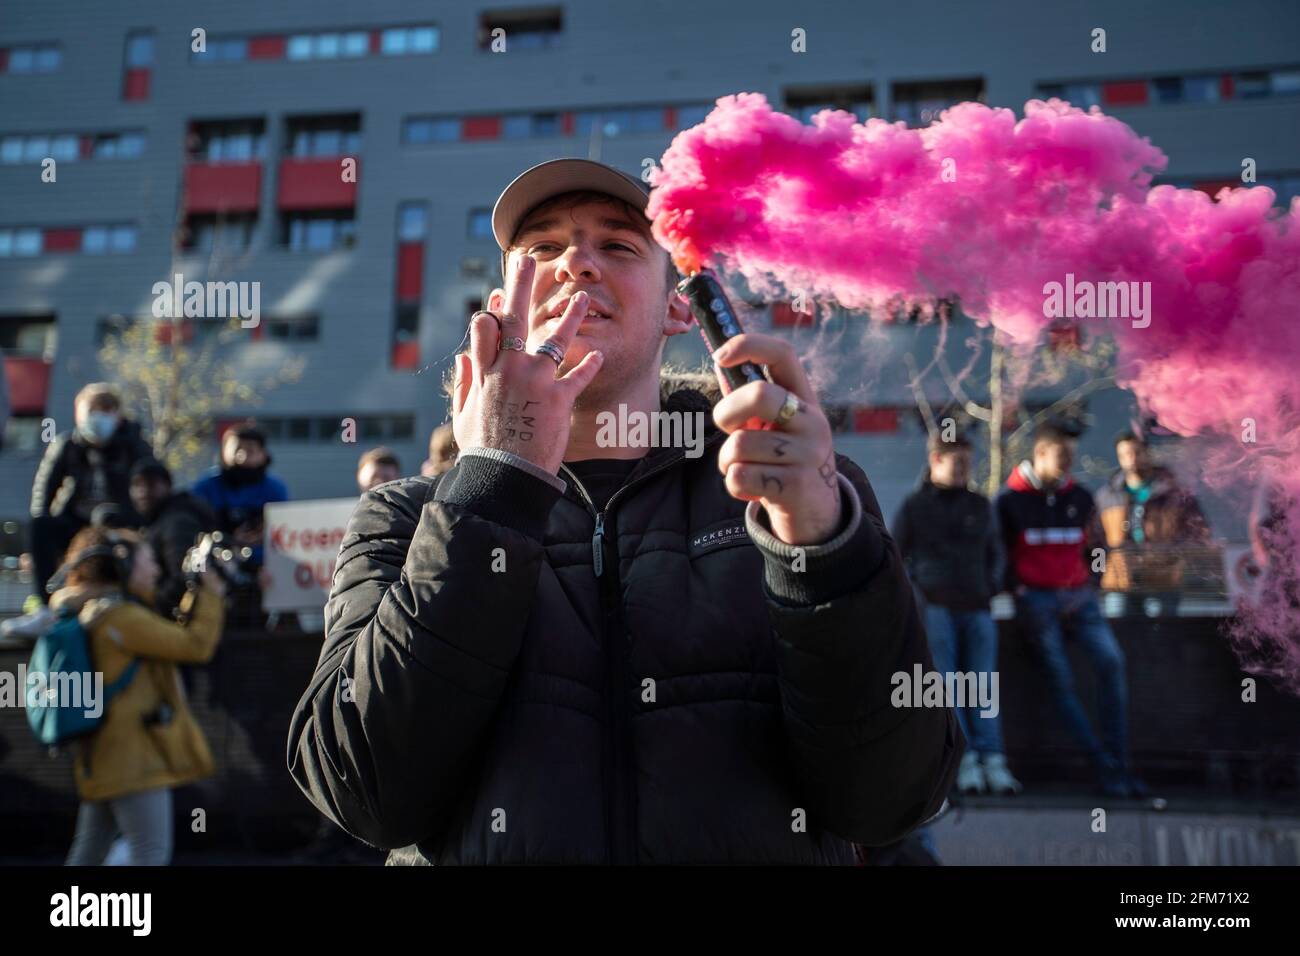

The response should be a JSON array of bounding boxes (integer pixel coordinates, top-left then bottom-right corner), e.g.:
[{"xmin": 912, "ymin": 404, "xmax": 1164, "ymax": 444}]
[{"xmin": 997, "ymin": 424, "xmax": 1147, "ymax": 799}]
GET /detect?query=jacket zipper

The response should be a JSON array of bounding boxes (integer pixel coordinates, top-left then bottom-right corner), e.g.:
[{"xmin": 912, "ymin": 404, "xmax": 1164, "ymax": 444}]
[{"xmin": 560, "ymin": 438, "xmax": 721, "ymax": 865}]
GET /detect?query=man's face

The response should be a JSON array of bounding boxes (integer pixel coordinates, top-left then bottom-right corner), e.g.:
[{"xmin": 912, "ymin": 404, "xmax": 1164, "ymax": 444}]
[
  {"xmin": 1033, "ymin": 439, "xmax": 1075, "ymax": 483},
  {"xmin": 130, "ymin": 475, "xmax": 170, "ymax": 520},
  {"xmin": 223, "ymin": 436, "xmax": 267, "ymax": 468},
  {"xmin": 358, "ymin": 460, "xmax": 400, "ymax": 492},
  {"xmin": 929, "ymin": 448, "xmax": 971, "ymax": 488},
  {"xmin": 1116, "ymin": 439, "xmax": 1148, "ymax": 477},
  {"xmin": 493, "ymin": 200, "xmax": 691, "ymax": 407}
]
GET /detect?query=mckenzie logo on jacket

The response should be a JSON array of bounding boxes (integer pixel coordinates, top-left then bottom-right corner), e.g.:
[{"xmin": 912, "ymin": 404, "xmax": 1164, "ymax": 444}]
[{"xmin": 996, "ymin": 461, "xmax": 1101, "ymax": 590}]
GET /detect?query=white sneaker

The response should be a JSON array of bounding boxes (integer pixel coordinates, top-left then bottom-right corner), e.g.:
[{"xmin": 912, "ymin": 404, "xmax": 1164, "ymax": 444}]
[
  {"xmin": 982, "ymin": 752, "xmax": 1023, "ymax": 795},
  {"xmin": 956, "ymin": 751, "xmax": 986, "ymax": 795},
  {"xmin": 0, "ymin": 605, "xmax": 55, "ymax": 638}
]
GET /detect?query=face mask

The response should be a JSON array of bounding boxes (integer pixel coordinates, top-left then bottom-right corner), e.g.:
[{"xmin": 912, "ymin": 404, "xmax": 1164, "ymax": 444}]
[{"xmin": 79, "ymin": 411, "xmax": 120, "ymax": 444}]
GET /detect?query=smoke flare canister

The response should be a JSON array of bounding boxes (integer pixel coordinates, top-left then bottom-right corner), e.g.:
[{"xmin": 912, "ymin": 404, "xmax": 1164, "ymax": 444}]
[{"xmin": 676, "ymin": 270, "xmax": 767, "ymax": 393}]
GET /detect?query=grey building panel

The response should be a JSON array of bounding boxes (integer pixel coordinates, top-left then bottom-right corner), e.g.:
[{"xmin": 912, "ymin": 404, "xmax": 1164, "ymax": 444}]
[{"xmin": 1, "ymin": 0, "xmax": 1297, "ymax": 512}]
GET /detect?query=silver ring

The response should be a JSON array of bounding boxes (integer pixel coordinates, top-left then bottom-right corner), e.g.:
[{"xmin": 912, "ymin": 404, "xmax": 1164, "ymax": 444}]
[
  {"xmin": 533, "ymin": 340, "xmax": 565, "ymax": 366},
  {"xmin": 499, "ymin": 336, "xmax": 526, "ymax": 352},
  {"xmin": 773, "ymin": 389, "xmax": 803, "ymax": 426}
]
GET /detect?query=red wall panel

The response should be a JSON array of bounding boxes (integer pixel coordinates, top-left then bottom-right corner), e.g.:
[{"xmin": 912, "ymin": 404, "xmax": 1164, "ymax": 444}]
[
  {"xmin": 42, "ymin": 228, "xmax": 82, "ymax": 253},
  {"xmin": 249, "ymin": 35, "xmax": 286, "ymax": 60},
  {"xmin": 3, "ymin": 357, "xmax": 52, "ymax": 415},
  {"xmin": 1102, "ymin": 81, "xmax": 1148, "ymax": 106},
  {"xmin": 184, "ymin": 163, "xmax": 263, "ymax": 213},
  {"xmin": 396, "ymin": 242, "xmax": 424, "ymax": 301},
  {"xmin": 122, "ymin": 68, "xmax": 151, "ymax": 101},
  {"xmin": 277, "ymin": 158, "xmax": 358, "ymax": 210}
]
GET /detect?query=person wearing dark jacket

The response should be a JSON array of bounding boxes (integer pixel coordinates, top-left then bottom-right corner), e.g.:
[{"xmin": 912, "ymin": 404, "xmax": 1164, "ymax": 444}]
[
  {"xmin": 129, "ymin": 458, "xmax": 217, "ymax": 618},
  {"xmin": 1095, "ymin": 431, "xmax": 1210, "ymax": 616},
  {"xmin": 4, "ymin": 384, "xmax": 152, "ymax": 640},
  {"xmin": 192, "ymin": 423, "xmax": 288, "ymax": 569},
  {"xmin": 997, "ymin": 424, "xmax": 1146, "ymax": 799},
  {"xmin": 892, "ymin": 433, "xmax": 1019, "ymax": 797},
  {"xmin": 286, "ymin": 159, "xmax": 961, "ymax": 864}
]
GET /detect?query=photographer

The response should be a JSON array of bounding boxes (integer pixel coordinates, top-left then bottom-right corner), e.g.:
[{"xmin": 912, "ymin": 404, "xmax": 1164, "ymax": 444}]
[
  {"xmin": 287, "ymin": 159, "xmax": 960, "ymax": 865},
  {"xmin": 129, "ymin": 458, "xmax": 217, "ymax": 618},
  {"xmin": 51, "ymin": 527, "xmax": 227, "ymax": 866},
  {"xmin": 192, "ymin": 423, "xmax": 289, "ymax": 570}
]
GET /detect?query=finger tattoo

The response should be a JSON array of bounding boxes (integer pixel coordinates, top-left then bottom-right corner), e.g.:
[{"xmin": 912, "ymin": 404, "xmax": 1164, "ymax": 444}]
[
  {"xmin": 818, "ymin": 452, "xmax": 836, "ymax": 489},
  {"xmin": 772, "ymin": 437, "xmax": 790, "ymax": 458},
  {"xmin": 761, "ymin": 473, "xmax": 785, "ymax": 494}
]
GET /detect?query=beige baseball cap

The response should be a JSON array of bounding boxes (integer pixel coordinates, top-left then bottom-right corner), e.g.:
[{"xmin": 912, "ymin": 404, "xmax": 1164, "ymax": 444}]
[{"xmin": 491, "ymin": 158, "xmax": 651, "ymax": 253}]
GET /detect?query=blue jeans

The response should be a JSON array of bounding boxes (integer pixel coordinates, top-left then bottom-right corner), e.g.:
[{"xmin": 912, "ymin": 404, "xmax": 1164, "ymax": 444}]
[
  {"xmin": 1016, "ymin": 587, "xmax": 1129, "ymax": 771},
  {"xmin": 65, "ymin": 787, "xmax": 174, "ymax": 866},
  {"xmin": 923, "ymin": 605, "xmax": 1003, "ymax": 755}
]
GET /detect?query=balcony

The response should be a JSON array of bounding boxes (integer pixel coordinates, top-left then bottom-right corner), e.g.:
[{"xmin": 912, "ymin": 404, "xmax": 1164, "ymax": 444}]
[
  {"xmin": 183, "ymin": 162, "xmax": 262, "ymax": 214},
  {"xmin": 277, "ymin": 157, "xmax": 358, "ymax": 211}
]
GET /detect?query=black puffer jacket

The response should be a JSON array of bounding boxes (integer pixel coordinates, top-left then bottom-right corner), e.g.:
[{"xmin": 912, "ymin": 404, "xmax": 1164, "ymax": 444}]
[
  {"xmin": 287, "ymin": 387, "xmax": 960, "ymax": 864},
  {"xmin": 30, "ymin": 418, "xmax": 153, "ymax": 521},
  {"xmin": 143, "ymin": 492, "xmax": 217, "ymax": 617},
  {"xmin": 891, "ymin": 474, "xmax": 1004, "ymax": 611}
]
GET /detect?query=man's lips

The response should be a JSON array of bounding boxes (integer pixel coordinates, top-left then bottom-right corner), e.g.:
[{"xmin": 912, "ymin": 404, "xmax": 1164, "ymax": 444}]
[{"xmin": 542, "ymin": 294, "xmax": 614, "ymax": 321}]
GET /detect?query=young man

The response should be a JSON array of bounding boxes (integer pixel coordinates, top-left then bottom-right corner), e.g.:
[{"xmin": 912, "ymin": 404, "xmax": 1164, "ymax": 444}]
[
  {"xmin": 4, "ymin": 383, "xmax": 152, "ymax": 638},
  {"xmin": 893, "ymin": 434, "xmax": 1020, "ymax": 796},
  {"xmin": 998, "ymin": 424, "xmax": 1146, "ymax": 798},
  {"xmin": 1095, "ymin": 430, "xmax": 1210, "ymax": 616},
  {"xmin": 356, "ymin": 447, "xmax": 402, "ymax": 493},
  {"xmin": 129, "ymin": 458, "xmax": 217, "ymax": 618},
  {"xmin": 287, "ymin": 159, "xmax": 960, "ymax": 864},
  {"xmin": 192, "ymin": 423, "xmax": 289, "ymax": 570}
]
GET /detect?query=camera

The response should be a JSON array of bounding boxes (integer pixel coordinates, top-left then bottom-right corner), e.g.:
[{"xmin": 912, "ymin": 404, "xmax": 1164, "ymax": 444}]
[{"xmin": 183, "ymin": 531, "xmax": 255, "ymax": 588}]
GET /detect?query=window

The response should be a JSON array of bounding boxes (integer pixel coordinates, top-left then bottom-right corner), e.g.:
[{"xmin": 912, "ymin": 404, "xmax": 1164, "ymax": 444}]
[
  {"xmin": 397, "ymin": 202, "xmax": 429, "ymax": 241},
  {"xmin": 1152, "ymin": 77, "xmax": 1183, "ymax": 104},
  {"xmin": 676, "ymin": 103, "xmax": 712, "ymax": 128},
  {"xmin": 21, "ymin": 136, "xmax": 48, "ymax": 163},
  {"xmin": 51, "ymin": 134, "xmax": 78, "ymax": 161},
  {"xmin": 1180, "ymin": 75, "xmax": 1218, "ymax": 103},
  {"xmin": 283, "ymin": 211, "xmax": 357, "ymax": 251},
  {"xmin": 287, "ymin": 35, "xmax": 313, "ymax": 60},
  {"xmin": 79, "ymin": 224, "xmax": 135, "ymax": 255},
  {"xmin": 1235, "ymin": 71, "xmax": 1271, "ymax": 99},
  {"xmin": 574, "ymin": 106, "xmax": 665, "ymax": 137},
  {"xmin": 342, "ymin": 32, "xmax": 368, "ymax": 57},
  {"xmin": 785, "ymin": 85, "xmax": 874, "ymax": 122},
  {"xmin": 1273, "ymin": 69, "xmax": 1300, "ymax": 95},
  {"xmin": 82, "ymin": 226, "xmax": 108, "ymax": 254},
  {"xmin": 257, "ymin": 414, "xmax": 414, "ymax": 443},
  {"xmin": 381, "ymin": 25, "xmax": 439, "ymax": 55},
  {"xmin": 190, "ymin": 119, "xmax": 267, "ymax": 162},
  {"xmin": 91, "ymin": 130, "xmax": 146, "ymax": 159},
  {"xmin": 403, "ymin": 116, "xmax": 462, "ymax": 143},
  {"xmin": 183, "ymin": 214, "xmax": 256, "ymax": 253},
  {"xmin": 0, "ymin": 228, "xmax": 44, "ymax": 257},
  {"xmin": 191, "ymin": 37, "xmax": 247, "ymax": 65},
  {"xmin": 467, "ymin": 208, "xmax": 493, "ymax": 240},
  {"xmin": 502, "ymin": 113, "xmax": 560, "ymax": 138},
  {"xmin": 265, "ymin": 315, "xmax": 320, "ymax": 340},
  {"xmin": 0, "ymin": 315, "xmax": 57, "ymax": 357},
  {"xmin": 7, "ymin": 43, "xmax": 61, "ymax": 73},
  {"xmin": 478, "ymin": 8, "xmax": 563, "ymax": 51},
  {"xmin": 892, "ymin": 79, "xmax": 985, "ymax": 126},
  {"xmin": 125, "ymin": 32, "xmax": 154, "ymax": 68},
  {"xmin": 0, "ymin": 137, "xmax": 21, "ymax": 163},
  {"xmin": 286, "ymin": 114, "xmax": 362, "ymax": 158}
]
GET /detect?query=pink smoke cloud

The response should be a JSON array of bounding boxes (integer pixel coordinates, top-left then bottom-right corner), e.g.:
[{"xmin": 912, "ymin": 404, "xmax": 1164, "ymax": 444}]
[{"xmin": 649, "ymin": 93, "xmax": 1300, "ymax": 690}]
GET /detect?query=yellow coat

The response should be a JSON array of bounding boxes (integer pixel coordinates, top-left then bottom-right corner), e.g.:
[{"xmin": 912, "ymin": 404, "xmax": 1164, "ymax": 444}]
[{"xmin": 48, "ymin": 584, "xmax": 224, "ymax": 802}]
